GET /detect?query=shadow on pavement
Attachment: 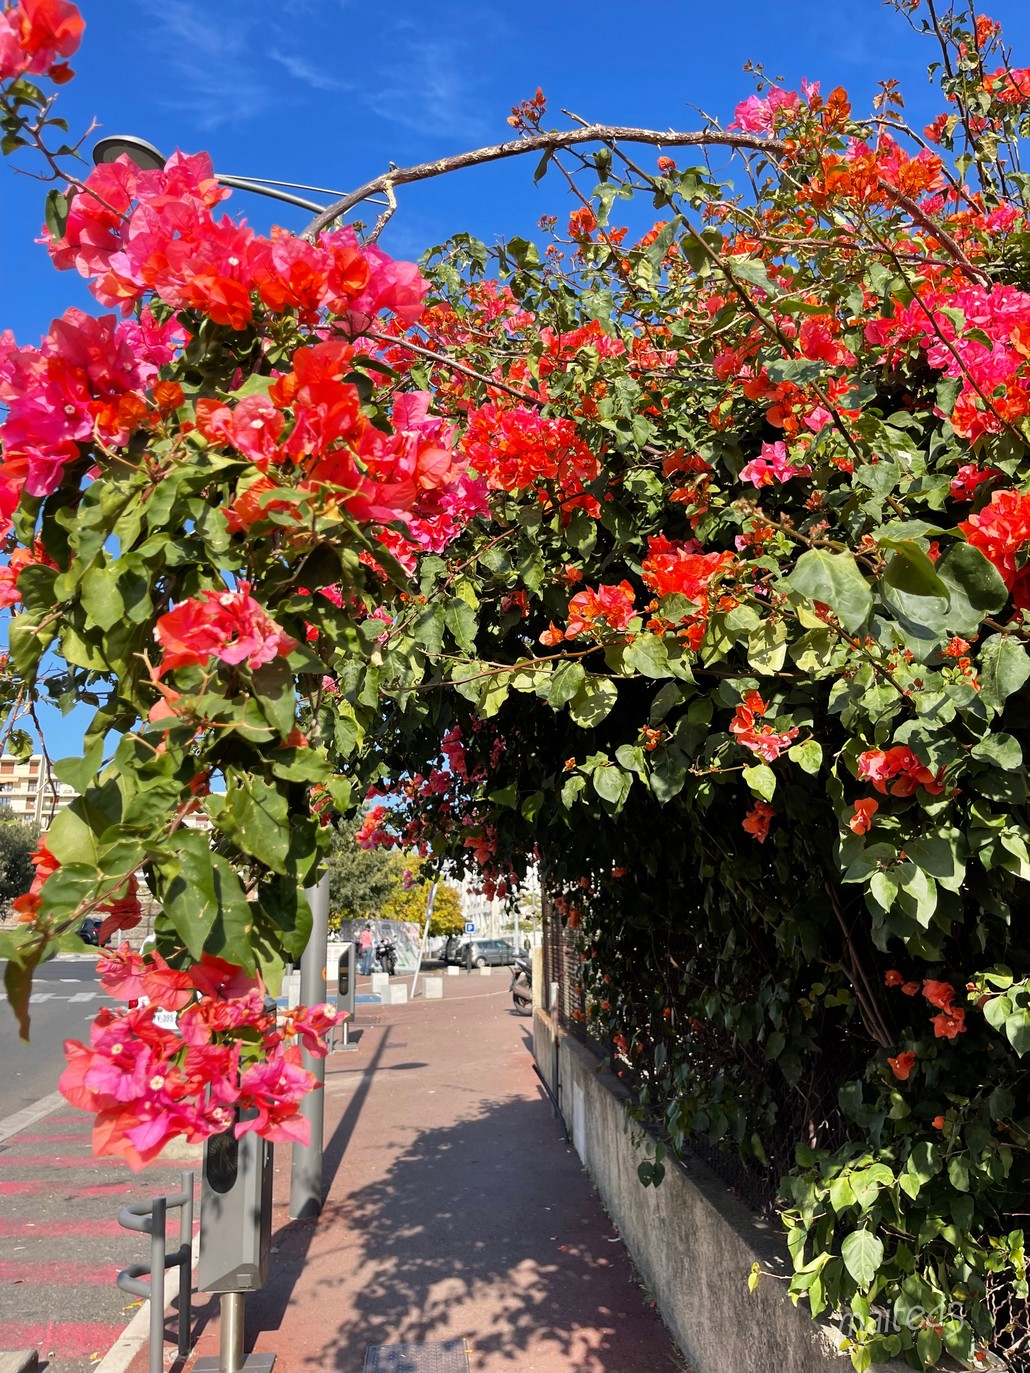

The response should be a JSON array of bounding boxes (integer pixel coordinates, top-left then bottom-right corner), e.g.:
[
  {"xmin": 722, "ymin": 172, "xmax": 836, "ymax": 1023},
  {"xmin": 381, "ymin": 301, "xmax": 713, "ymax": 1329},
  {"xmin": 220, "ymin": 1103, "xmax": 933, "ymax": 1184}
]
[{"xmin": 304, "ymin": 1095, "xmax": 680, "ymax": 1373}]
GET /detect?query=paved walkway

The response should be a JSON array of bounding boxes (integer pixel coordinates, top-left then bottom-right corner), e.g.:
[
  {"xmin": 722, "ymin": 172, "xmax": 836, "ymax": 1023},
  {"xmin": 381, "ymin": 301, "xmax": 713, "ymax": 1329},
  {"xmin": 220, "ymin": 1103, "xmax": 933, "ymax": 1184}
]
[{"xmin": 137, "ymin": 969, "xmax": 684, "ymax": 1373}]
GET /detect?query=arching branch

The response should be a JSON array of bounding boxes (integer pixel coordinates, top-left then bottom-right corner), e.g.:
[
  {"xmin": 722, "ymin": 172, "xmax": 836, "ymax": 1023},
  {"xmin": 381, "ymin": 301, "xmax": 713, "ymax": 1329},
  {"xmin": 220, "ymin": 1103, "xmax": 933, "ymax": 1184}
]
[{"xmin": 301, "ymin": 126, "xmax": 787, "ymax": 240}]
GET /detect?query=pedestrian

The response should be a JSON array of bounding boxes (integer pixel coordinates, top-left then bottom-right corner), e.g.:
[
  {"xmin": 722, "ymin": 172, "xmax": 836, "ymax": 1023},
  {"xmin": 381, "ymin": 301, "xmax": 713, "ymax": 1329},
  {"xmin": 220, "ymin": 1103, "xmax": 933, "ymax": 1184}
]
[{"xmin": 358, "ymin": 922, "xmax": 374, "ymax": 975}]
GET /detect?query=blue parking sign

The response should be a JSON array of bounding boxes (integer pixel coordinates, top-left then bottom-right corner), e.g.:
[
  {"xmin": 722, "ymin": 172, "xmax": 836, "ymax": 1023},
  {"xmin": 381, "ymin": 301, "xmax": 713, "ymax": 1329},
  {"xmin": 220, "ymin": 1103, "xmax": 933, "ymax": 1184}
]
[{"xmin": 464, "ymin": 921, "xmax": 475, "ymax": 934}]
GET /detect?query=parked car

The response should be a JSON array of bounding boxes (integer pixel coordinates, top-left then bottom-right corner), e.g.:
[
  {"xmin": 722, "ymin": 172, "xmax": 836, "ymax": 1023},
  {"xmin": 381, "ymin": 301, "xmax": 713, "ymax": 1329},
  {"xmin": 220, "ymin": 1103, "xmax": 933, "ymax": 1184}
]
[
  {"xmin": 78, "ymin": 916, "xmax": 110, "ymax": 947},
  {"xmin": 464, "ymin": 939, "xmax": 516, "ymax": 968}
]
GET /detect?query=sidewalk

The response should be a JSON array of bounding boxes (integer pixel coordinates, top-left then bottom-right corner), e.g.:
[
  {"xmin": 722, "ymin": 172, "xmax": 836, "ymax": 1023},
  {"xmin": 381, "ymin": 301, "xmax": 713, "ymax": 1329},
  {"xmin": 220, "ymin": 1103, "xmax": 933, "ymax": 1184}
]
[{"xmin": 133, "ymin": 969, "xmax": 685, "ymax": 1373}]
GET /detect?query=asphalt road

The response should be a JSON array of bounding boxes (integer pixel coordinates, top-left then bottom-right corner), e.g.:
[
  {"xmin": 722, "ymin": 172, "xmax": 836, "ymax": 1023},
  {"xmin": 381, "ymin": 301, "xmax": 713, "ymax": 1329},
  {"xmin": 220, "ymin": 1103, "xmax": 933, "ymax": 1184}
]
[
  {"xmin": 0, "ymin": 956, "xmax": 103, "ymax": 1120},
  {"xmin": 0, "ymin": 952, "xmax": 199, "ymax": 1373}
]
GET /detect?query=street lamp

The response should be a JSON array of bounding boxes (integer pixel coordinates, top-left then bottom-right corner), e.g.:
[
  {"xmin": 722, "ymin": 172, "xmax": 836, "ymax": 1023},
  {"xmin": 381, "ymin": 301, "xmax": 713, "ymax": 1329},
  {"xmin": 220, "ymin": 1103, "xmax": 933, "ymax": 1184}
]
[{"xmin": 92, "ymin": 134, "xmax": 357, "ymax": 215}]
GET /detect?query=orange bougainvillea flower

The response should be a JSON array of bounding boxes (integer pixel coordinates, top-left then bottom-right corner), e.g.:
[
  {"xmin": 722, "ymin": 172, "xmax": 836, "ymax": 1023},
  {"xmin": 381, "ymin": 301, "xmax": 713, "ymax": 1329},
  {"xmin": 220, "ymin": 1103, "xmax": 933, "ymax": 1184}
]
[
  {"xmin": 902, "ymin": 981, "xmax": 920, "ymax": 996},
  {"xmin": 885, "ymin": 969, "xmax": 904, "ymax": 987},
  {"xmin": 922, "ymin": 979, "xmax": 956, "ymax": 1010},
  {"xmin": 932, "ymin": 1008, "xmax": 967, "ymax": 1039},
  {"xmin": 849, "ymin": 797, "xmax": 879, "ymax": 834},
  {"xmin": 888, "ymin": 1050, "xmax": 917, "ymax": 1081},
  {"xmin": 932, "ymin": 1115, "xmax": 946, "ymax": 1130},
  {"xmin": 742, "ymin": 800, "xmax": 775, "ymax": 843}
]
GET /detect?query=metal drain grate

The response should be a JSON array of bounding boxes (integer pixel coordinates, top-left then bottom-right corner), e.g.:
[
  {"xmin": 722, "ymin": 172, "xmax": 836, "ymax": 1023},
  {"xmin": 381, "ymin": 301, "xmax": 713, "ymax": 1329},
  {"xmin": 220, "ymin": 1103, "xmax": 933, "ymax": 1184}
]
[{"xmin": 362, "ymin": 1342, "xmax": 470, "ymax": 1373}]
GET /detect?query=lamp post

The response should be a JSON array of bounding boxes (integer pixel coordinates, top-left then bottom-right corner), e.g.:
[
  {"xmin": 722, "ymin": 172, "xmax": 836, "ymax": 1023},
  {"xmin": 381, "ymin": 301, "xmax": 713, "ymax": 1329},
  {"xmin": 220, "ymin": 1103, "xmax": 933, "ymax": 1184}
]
[{"xmin": 92, "ymin": 134, "xmax": 370, "ymax": 215}]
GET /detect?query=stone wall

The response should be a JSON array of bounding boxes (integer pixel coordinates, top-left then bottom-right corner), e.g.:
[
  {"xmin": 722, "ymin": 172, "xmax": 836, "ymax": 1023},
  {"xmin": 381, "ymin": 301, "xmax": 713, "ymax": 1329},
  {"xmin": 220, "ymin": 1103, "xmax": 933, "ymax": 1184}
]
[{"xmin": 532, "ymin": 1008, "xmax": 918, "ymax": 1373}]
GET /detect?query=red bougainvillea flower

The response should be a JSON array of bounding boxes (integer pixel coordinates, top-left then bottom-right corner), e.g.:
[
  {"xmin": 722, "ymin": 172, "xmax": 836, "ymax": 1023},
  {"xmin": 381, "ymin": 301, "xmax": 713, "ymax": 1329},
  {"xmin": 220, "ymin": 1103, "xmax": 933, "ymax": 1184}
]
[
  {"xmin": 932, "ymin": 1008, "xmax": 967, "ymax": 1039},
  {"xmin": 742, "ymin": 800, "xmax": 775, "ymax": 843},
  {"xmin": 849, "ymin": 797, "xmax": 879, "ymax": 834},
  {"xmin": 888, "ymin": 1050, "xmax": 917, "ymax": 1081},
  {"xmin": 959, "ymin": 488, "xmax": 1030, "ymax": 609},
  {"xmin": 564, "ymin": 582, "xmax": 636, "ymax": 639},
  {"xmin": 0, "ymin": 539, "xmax": 57, "ymax": 608},
  {"xmin": 155, "ymin": 580, "xmax": 297, "ymax": 677},
  {"xmin": 885, "ymin": 969, "xmax": 904, "ymax": 988},
  {"xmin": 857, "ymin": 745, "xmax": 945, "ymax": 796},
  {"xmin": 922, "ymin": 979, "xmax": 956, "ymax": 1010}
]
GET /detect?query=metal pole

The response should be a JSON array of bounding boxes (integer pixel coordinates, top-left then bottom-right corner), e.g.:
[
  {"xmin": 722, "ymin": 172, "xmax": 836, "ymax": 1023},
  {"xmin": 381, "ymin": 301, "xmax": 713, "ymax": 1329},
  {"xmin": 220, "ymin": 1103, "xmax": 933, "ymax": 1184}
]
[
  {"xmin": 220, "ymin": 1292, "xmax": 245, "ymax": 1373},
  {"xmin": 178, "ymin": 1171, "xmax": 193, "ymax": 1357},
  {"xmin": 409, "ymin": 881, "xmax": 437, "ymax": 1000},
  {"xmin": 289, "ymin": 871, "xmax": 329, "ymax": 1219},
  {"xmin": 149, "ymin": 1197, "xmax": 166, "ymax": 1373}
]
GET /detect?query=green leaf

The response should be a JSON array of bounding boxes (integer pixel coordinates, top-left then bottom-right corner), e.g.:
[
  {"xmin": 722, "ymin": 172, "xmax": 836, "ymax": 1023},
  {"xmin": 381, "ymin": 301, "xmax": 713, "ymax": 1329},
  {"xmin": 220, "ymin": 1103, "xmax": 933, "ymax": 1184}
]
[
  {"xmin": 156, "ymin": 831, "xmax": 254, "ymax": 969},
  {"xmin": 880, "ymin": 543, "xmax": 950, "ymax": 628},
  {"xmin": 214, "ymin": 774, "xmax": 292, "ymax": 873},
  {"xmin": 568, "ymin": 677, "xmax": 619, "ymax": 728},
  {"xmin": 979, "ymin": 634, "xmax": 1030, "ymax": 712},
  {"xmin": 788, "ymin": 739, "xmax": 823, "ymax": 775},
  {"xmin": 80, "ymin": 564, "xmax": 126, "ymax": 631},
  {"xmin": 592, "ymin": 764, "xmax": 632, "ymax": 809},
  {"xmin": 747, "ymin": 619, "xmax": 788, "ymax": 675},
  {"xmin": 624, "ymin": 634, "xmax": 671, "ymax": 679},
  {"xmin": 445, "ymin": 598, "xmax": 478, "ymax": 653},
  {"xmin": 971, "ymin": 732, "xmax": 1022, "ymax": 769},
  {"xmin": 742, "ymin": 763, "xmax": 776, "ymax": 801},
  {"xmin": 840, "ymin": 1230, "xmax": 884, "ymax": 1288},
  {"xmin": 787, "ymin": 550, "xmax": 872, "ymax": 633},
  {"xmin": 4, "ymin": 947, "xmax": 42, "ymax": 1041},
  {"xmin": 937, "ymin": 542, "xmax": 1010, "ymax": 636}
]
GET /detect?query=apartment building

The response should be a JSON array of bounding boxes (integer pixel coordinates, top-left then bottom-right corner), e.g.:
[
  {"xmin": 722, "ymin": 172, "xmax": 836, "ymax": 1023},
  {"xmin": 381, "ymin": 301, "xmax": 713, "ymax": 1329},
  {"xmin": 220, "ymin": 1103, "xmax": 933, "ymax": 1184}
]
[{"xmin": 0, "ymin": 754, "xmax": 77, "ymax": 826}]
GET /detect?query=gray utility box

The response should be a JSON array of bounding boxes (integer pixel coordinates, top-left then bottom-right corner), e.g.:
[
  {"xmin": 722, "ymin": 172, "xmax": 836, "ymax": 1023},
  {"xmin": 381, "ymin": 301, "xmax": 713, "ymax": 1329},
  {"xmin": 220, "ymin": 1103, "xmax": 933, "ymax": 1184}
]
[{"xmin": 197, "ymin": 1125, "xmax": 274, "ymax": 1293}]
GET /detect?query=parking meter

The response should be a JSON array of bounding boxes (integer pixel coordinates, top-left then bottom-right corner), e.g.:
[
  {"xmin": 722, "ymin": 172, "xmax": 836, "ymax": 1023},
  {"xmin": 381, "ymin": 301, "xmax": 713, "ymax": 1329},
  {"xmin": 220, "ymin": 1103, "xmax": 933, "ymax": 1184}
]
[
  {"xmin": 197, "ymin": 1122, "xmax": 274, "ymax": 1293},
  {"xmin": 337, "ymin": 941, "xmax": 355, "ymax": 1018}
]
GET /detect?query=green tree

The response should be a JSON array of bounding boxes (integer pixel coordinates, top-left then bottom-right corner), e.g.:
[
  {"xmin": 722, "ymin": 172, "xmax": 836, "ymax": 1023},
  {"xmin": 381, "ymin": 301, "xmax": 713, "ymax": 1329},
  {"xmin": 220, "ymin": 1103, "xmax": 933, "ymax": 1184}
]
[
  {"xmin": 0, "ymin": 812, "xmax": 39, "ymax": 912},
  {"xmin": 382, "ymin": 865, "xmax": 464, "ymax": 936},
  {"xmin": 325, "ymin": 822, "xmax": 402, "ymax": 923}
]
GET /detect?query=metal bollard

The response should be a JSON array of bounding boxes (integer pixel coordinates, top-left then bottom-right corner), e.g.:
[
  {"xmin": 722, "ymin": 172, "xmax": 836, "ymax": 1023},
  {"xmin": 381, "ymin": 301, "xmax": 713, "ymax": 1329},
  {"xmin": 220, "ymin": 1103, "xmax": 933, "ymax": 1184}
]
[{"xmin": 116, "ymin": 1171, "xmax": 194, "ymax": 1373}]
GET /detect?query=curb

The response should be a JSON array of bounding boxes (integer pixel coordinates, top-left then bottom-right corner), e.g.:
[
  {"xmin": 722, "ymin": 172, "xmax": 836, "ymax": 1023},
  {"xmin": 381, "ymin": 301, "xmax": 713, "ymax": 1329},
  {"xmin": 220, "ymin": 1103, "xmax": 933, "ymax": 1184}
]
[{"xmin": 93, "ymin": 1233, "xmax": 201, "ymax": 1373}]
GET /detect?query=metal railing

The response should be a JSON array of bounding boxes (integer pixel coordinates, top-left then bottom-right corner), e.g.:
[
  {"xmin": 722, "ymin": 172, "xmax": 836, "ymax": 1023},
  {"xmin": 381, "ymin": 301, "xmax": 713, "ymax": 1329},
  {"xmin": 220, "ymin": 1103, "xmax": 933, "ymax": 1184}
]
[{"xmin": 117, "ymin": 1171, "xmax": 194, "ymax": 1373}]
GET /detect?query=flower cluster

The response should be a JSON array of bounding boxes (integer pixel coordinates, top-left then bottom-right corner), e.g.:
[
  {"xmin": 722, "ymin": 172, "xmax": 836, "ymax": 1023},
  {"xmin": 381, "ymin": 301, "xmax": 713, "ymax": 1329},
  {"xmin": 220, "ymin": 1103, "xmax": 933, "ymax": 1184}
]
[
  {"xmin": 857, "ymin": 745, "xmax": 945, "ymax": 797},
  {"xmin": 730, "ymin": 692, "xmax": 799, "ymax": 763},
  {"xmin": 154, "ymin": 581, "xmax": 298, "ymax": 678},
  {"xmin": 462, "ymin": 403, "xmax": 601, "ymax": 518},
  {"xmin": 59, "ymin": 947, "xmax": 345, "ymax": 1168},
  {"xmin": 48, "ymin": 152, "xmax": 426, "ymax": 328},
  {"xmin": 0, "ymin": 0, "xmax": 83, "ymax": 83},
  {"xmin": 959, "ymin": 487, "xmax": 1030, "ymax": 609}
]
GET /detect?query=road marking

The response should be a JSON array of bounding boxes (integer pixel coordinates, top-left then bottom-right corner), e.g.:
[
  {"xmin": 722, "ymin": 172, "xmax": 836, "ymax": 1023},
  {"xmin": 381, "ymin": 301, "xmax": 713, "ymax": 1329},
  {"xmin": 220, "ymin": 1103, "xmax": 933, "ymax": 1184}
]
[
  {"xmin": 28, "ymin": 992, "xmax": 53, "ymax": 1002},
  {"xmin": 0, "ymin": 1321, "xmax": 126, "ymax": 1358},
  {"xmin": 68, "ymin": 992, "xmax": 98, "ymax": 1002},
  {"xmin": 0, "ymin": 1218, "xmax": 124, "ymax": 1238},
  {"xmin": 0, "ymin": 1152, "xmax": 123, "ymax": 1169},
  {"xmin": 0, "ymin": 1091, "xmax": 64, "ymax": 1146}
]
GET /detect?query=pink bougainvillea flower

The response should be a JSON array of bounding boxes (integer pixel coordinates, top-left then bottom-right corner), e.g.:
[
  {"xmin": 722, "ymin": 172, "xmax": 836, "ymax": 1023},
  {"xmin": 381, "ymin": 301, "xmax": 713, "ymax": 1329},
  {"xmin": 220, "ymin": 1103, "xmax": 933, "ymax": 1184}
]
[
  {"xmin": 0, "ymin": 0, "xmax": 84, "ymax": 82},
  {"xmin": 155, "ymin": 580, "xmax": 297, "ymax": 676},
  {"xmin": 139, "ymin": 951, "xmax": 196, "ymax": 1011},
  {"xmin": 739, "ymin": 440, "xmax": 812, "ymax": 488},
  {"xmin": 729, "ymin": 694, "xmax": 799, "ymax": 762}
]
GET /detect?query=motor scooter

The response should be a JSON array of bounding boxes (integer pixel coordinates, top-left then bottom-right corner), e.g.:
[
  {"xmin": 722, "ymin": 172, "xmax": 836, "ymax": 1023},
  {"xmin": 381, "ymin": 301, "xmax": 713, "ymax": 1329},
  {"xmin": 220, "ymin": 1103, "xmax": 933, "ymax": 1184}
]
[
  {"xmin": 374, "ymin": 936, "xmax": 398, "ymax": 976},
  {"xmin": 510, "ymin": 953, "xmax": 532, "ymax": 1014}
]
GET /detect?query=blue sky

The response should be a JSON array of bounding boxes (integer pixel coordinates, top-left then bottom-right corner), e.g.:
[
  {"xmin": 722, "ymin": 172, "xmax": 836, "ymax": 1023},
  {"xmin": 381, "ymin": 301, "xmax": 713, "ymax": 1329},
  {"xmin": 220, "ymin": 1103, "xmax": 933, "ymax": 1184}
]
[{"xmin": 4, "ymin": 0, "xmax": 1030, "ymax": 758}]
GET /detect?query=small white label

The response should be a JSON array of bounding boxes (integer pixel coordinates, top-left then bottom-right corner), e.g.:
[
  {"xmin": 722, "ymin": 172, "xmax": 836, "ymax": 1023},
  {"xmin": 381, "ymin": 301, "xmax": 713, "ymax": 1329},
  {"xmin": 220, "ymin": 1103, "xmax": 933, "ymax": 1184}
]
[{"xmin": 153, "ymin": 1009, "xmax": 179, "ymax": 1032}]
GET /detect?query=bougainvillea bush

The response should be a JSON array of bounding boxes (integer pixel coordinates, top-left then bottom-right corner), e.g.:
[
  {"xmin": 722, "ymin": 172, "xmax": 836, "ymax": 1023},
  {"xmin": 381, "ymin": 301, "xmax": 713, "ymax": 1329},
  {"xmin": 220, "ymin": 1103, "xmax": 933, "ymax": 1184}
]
[{"xmin": 6, "ymin": 0, "xmax": 1030, "ymax": 1366}]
